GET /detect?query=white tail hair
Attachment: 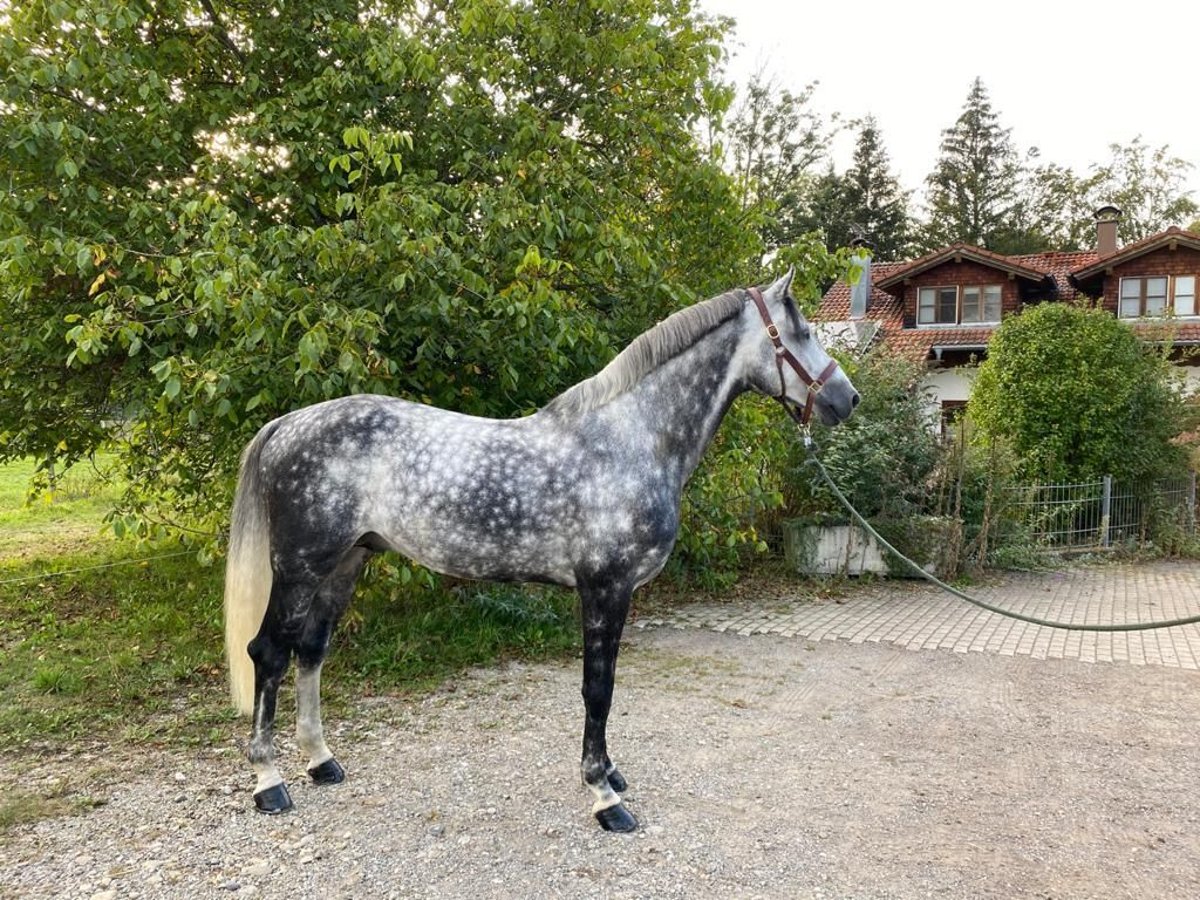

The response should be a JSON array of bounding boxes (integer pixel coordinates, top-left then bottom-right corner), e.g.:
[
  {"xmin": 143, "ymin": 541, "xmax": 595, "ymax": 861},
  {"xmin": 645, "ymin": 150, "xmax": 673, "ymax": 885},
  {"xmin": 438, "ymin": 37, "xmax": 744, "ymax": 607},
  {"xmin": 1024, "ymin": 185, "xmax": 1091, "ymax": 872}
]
[{"xmin": 223, "ymin": 423, "xmax": 278, "ymax": 716}]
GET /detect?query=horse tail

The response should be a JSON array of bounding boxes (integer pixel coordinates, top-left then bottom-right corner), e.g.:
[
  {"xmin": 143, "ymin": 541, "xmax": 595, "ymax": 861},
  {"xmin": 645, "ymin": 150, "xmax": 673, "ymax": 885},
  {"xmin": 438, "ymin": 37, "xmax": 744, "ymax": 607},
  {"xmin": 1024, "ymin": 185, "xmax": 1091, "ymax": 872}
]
[{"xmin": 224, "ymin": 421, "xmax": 280, "ymax": 716}]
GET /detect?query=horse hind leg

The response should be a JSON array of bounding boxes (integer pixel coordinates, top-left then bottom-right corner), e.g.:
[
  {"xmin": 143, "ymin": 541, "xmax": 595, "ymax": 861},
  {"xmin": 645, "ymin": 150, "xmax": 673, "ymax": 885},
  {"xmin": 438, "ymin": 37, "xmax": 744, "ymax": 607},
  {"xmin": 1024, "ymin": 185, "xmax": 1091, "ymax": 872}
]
[
  {"xmin": 296, "ymin": 546, "xmax": 370, "ymax": 788},
  {"xmin": 246, "ymin": 577, "xmax": 315, "ymax": 814}
]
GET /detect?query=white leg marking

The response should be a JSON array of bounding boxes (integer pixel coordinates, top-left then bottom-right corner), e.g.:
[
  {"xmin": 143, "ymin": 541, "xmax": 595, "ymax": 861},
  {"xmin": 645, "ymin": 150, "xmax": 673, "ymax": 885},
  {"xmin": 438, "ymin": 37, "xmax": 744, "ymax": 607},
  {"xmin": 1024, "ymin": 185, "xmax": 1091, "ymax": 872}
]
[
  {"xmin": 253, "ymin": 762, "xmax": 284, "ymax": 795},
  {"xmin": 587, "ymin": 780, "xmax": 622, "ymax": 814},
  {"xmin": 296, "ymin": 665, "xmax": 333, "ymax": 768}
]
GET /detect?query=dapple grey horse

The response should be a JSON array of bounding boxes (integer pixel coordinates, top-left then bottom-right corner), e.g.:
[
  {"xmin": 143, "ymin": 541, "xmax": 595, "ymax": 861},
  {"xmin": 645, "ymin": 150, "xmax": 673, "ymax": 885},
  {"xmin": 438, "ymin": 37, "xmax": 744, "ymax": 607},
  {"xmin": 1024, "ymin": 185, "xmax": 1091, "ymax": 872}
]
[{"xmin": 224, "ymin": 269, "xmax": 859, "ymax": 831}]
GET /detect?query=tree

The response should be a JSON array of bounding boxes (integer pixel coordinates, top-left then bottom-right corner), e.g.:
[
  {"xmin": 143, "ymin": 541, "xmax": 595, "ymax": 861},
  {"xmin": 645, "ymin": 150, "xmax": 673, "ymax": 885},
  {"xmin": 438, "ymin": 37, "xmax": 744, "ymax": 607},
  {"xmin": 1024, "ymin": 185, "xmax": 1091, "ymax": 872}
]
[
  {"xmin": 991, "ymin": 153, "xmax": 1090, "ymax": 254},
  {"xmin": 1081, "ymin": 138, "xmax": 1199, "ymax": 243},
  {"xmin": 829, "ymin": 117, "xmax": 911, "ymax": 260},
  {"xmin": 969, "ymin": 303, "xmax": 1186, "ymax": 484},
  {"xmin": 0, "ymin": 0, "xmax": 766, "ymax": 537},
  {"xmin": 725, "ymin": 74, "xmax": 839, "ymax": 252},
  {"xmin": 788, "ymin": 351, "xmax": 940, "ymax": 520},
  {"xmin": 922, "ymin": 78, "xmax": 1020, "ymax": 252}
]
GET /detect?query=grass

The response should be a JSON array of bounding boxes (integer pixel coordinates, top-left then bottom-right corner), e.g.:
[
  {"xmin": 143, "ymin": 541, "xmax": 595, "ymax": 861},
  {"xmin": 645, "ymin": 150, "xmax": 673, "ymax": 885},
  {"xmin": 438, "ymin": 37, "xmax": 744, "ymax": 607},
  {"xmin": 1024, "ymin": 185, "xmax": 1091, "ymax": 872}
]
[
  {"xmin": 0, "ymin": 456, "xmax": 123, "ymax": 559},
  {"xmin": 0, "ymin": 456, "xmax": 582, "ymax": 832}
]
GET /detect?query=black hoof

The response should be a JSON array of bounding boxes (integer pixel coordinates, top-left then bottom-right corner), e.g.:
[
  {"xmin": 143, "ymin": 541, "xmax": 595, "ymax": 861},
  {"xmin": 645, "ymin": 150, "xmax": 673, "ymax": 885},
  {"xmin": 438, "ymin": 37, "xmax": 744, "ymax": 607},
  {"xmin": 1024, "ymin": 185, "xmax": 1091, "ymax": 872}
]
[
  {"xmin": 606, "ymin": 767, "xmax": 628, "ymax": 793},
  {"xmin": 595, "ymin": 802, "xmax": 638, "ymax": 833},
  {"xmin": 253, "ymin": 782, "xmax": 293, "ymax": 815},
  {"xmin": 307, "ymin": 757, "xmax": 345, "ymax": 785}
]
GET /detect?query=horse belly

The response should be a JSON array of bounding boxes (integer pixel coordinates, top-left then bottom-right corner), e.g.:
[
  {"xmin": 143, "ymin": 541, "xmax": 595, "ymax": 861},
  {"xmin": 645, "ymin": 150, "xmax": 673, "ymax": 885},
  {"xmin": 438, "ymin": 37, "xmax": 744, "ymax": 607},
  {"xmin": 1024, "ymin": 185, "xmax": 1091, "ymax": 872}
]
[{"xmin": 370, "ymin": 502, "xmax": 578, "ymax": 587}]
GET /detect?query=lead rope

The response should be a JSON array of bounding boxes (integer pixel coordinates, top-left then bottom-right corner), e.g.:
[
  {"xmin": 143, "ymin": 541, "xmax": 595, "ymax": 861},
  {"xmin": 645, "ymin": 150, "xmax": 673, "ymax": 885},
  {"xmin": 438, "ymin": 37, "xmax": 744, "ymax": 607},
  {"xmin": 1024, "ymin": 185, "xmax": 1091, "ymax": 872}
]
[{"xmin": 798, "ymin": 426, "xmax": 1200, "ymax": 632}]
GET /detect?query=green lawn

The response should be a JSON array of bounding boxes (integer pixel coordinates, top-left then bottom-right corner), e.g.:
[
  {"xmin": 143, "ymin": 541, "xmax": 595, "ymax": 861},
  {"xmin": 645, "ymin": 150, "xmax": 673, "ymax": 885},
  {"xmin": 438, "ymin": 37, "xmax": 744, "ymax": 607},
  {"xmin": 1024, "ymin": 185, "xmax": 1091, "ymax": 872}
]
[{"xmin": 0, "ymin": 455, "xmax": 123, "ymax": 559}]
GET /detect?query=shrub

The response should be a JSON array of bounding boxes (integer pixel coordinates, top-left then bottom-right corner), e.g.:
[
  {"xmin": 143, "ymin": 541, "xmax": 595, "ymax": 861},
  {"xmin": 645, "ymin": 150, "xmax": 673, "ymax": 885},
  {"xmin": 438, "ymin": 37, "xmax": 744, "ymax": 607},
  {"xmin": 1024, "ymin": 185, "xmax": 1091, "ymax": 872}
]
[
  {"xmin": 787, "ymin": 351, "xmax": 941, "ymax": 521},
  {"xmin": 969, "ymin": 302, "xmax": 1188, "ymax": 483}
]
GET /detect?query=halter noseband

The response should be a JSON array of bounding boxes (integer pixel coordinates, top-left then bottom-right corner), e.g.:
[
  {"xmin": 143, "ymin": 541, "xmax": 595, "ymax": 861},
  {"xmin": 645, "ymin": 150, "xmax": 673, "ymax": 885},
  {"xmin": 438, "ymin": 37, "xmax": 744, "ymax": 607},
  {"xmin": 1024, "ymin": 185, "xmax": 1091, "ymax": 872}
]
[{"xmin": 746, "ymin": 286, "xmax": 840, "ymax": 427}]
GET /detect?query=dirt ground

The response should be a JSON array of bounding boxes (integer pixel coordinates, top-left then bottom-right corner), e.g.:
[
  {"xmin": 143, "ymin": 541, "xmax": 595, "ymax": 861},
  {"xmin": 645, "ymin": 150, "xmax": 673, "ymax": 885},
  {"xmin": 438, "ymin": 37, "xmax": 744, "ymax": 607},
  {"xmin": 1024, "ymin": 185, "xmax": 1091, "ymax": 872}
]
[{"xmin": 5, "ymin": 615, "xmax": 1200, "ymax": 900}]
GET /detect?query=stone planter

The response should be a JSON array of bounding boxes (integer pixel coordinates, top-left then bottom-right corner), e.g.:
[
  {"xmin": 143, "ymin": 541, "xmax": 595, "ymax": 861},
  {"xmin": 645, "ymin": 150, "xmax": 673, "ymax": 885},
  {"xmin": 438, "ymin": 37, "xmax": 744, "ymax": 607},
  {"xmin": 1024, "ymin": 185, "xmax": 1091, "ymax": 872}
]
[{"xmin": 783, "ymin": 516, "xmax": 960, "ymax": 578}]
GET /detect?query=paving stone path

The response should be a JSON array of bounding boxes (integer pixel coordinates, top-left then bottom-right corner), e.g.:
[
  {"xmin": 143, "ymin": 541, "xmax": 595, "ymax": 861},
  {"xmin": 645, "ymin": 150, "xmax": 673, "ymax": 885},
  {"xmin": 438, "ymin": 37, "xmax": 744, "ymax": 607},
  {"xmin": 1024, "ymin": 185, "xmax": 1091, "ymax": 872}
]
[{"xmin": 635, "ymin": 560, "xmax": 1200, "ymax": 669}]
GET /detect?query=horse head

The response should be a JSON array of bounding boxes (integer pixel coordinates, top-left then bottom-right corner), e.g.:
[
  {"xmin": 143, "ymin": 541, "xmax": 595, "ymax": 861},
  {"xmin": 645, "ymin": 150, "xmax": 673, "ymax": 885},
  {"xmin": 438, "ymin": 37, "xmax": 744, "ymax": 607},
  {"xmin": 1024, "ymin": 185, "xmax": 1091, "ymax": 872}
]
[{"xmin": 746, "ymin": 269, "xmax": 859, "ymax": 427}]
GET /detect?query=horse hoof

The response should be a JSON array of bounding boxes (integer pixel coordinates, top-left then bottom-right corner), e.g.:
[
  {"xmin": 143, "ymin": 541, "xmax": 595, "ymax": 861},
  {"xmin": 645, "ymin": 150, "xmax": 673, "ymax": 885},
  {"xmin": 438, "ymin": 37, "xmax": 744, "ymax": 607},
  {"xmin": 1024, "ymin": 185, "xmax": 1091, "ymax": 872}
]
[
  {"xmin": 253, "ymin": 782, "xmax": 293, "ymax": 814},
  {"xmin": 607, "ymin": 767, "xmax": 628, "ymax": 793},
  {"xmin": 308, "ymin": 758, "xmax": 346, "ymax": 785},
  {"xmin": 595, "ymin": 803, "xmax": 638, "ymax": 833}
]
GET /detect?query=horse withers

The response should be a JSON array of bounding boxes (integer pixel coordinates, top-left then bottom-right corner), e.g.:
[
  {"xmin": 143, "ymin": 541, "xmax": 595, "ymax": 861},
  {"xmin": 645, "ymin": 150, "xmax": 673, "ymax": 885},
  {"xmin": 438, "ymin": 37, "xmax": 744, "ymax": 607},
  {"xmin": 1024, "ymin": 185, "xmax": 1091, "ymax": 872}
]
[{"xmin": 223, "ymin": 269, "xmax": 859, "ymax": 832}]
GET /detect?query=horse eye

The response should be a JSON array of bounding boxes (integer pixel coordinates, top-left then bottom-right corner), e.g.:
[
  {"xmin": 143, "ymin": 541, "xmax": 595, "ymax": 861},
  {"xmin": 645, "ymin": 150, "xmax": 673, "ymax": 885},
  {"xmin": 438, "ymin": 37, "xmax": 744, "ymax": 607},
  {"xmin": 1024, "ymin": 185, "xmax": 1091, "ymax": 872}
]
[{"xmin": 798, "ymin": 325, "xmax": 811, "ymax": 341}]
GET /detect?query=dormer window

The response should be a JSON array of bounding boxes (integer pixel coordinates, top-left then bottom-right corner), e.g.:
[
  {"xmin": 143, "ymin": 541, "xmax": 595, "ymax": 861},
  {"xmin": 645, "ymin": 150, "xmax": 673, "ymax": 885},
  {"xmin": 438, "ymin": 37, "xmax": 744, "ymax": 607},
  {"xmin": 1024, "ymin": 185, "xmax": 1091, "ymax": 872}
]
[
  {"xmin": 1119, "ymin": 275, "xmax": 1196, "ymax": 318},
  {"xmin": 917, "ymin": 284, "xmax": 1001, "ymax": 326},
  {"xmin": 1175, "ymin": 276, "xmax": 1195, "ymax": 316}
]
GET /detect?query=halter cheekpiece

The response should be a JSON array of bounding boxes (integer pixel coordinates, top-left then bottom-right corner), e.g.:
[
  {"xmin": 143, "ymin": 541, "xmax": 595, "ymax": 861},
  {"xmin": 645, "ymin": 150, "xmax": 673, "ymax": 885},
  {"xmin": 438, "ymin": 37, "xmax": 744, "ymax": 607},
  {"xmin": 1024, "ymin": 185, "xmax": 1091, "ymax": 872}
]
[{"xmin": 746, "ymin": 286, "xmax": 840, "ymax": 427}]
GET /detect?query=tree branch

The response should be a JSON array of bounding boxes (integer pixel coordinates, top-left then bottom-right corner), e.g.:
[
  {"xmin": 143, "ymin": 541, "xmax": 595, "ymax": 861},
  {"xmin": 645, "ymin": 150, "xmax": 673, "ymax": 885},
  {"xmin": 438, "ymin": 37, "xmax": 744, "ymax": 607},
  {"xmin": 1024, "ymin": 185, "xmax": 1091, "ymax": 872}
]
[{"xmin": 198, "ymin": 0, "xmax": 246, "ymax": 66}]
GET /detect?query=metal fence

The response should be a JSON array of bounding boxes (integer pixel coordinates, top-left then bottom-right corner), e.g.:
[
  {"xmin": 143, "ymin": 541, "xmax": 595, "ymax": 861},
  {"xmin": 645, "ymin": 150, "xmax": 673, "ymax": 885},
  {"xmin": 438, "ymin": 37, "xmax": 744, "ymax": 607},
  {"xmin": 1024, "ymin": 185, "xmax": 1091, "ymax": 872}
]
[{"xmin": 1001, "ymin": 473, "xmax": 1198, "ymax": 550}]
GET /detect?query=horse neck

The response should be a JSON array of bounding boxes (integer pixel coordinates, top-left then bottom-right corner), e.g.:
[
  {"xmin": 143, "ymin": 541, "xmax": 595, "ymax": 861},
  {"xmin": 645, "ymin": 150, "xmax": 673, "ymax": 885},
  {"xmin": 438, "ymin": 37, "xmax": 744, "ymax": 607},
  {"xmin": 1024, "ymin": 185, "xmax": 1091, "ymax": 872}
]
[{"xmin": 620, "ymin": 315, "xmax": 750, "ymax": 482}]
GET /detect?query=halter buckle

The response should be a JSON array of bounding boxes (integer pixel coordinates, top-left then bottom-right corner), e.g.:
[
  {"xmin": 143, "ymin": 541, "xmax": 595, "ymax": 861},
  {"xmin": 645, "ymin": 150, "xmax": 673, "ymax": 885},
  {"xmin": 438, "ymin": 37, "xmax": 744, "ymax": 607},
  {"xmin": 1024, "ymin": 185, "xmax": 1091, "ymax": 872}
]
[{"xmin": 765, "ymin": 323, "xmax": 781, "ymax": 340}]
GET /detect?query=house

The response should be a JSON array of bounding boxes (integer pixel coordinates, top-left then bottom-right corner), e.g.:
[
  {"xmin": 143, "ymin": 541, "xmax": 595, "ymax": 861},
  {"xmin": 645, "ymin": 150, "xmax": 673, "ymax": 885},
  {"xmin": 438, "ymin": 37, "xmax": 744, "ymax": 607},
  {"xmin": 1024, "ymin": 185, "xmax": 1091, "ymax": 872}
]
[{"xmin": 816, "ymin": 208, "xmax": 1200, "ymax": 424}]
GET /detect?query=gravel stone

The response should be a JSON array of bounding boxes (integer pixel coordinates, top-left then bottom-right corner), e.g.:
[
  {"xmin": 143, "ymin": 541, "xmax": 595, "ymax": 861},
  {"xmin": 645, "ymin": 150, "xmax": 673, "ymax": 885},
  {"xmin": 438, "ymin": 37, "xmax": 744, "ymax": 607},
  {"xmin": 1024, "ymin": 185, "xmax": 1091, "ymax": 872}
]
[{"xmin": 5, "ymin": 566, "xmax": 1200, "ymax": 898}]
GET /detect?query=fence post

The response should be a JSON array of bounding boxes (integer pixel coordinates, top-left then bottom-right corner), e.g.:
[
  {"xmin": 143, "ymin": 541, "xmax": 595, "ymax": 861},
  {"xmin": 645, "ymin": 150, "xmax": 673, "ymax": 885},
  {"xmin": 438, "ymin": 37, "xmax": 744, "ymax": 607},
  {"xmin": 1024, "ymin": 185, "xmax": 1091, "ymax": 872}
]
[
  {"xmin": 1190, "ymin": 472, "xmax": 1198, "ymax": 536},
  {"xmin": 1100, "ymin": 474, "xmax": 1112, "ymax": 548}
]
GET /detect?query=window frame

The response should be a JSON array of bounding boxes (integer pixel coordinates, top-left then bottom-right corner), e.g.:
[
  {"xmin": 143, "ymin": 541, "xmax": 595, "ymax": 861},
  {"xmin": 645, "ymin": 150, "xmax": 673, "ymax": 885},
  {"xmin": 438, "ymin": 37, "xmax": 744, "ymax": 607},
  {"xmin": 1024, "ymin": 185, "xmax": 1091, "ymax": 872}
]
[
  {"xmin": 1174, "ymin": 275, "xmax": 1196, "ymax": 317},
  {"xmin": 1117, "ymin": 274, "xmax": 1195, "ymax": 318},
  {"xmin": 916, "ymin": 283, "xmax": 1003, "ymax": 327}
]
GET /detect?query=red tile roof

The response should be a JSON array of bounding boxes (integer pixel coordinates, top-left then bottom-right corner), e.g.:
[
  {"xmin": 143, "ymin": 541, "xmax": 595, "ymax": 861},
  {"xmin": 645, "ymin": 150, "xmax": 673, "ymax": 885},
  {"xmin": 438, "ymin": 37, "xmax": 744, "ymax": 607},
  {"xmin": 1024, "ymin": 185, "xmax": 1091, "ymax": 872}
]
[
  {"xmin": 874, "ymin": 243, "xmax": 1056, "ymax": 292},
  {"xmin": 815, "ymin": 235, "xmax": 1195, "ymax": 363},
  {"xmin": 1070, "ymin": 227, "xmax": 1200, "ymax": 281}
]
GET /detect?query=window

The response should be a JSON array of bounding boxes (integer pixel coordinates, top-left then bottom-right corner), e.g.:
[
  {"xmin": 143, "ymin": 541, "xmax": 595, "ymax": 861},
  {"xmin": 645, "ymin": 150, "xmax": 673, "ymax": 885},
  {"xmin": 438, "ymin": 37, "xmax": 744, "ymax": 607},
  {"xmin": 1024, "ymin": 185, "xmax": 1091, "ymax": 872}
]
[
  {"xmin": 962, "ymin": 285, "xmax": 1002, "ymax": 323},
  {"xmin": 917, "ymin": 285, "xmax": 1002, "ymax": 325},
  {"xmin": 917, "ymin": 286, "xmax": 957, "ymax": 324},
  {"xmin": 1119, "ymin": 276, "xmax": 1169, "ymax": 317},
  {"xmin": 940, "ymin": 400, "xmax": 967, "ymax": 438},
  {"xmin": 1175, "ymin": 276, "xmax": 1196, "ymax": 316}
]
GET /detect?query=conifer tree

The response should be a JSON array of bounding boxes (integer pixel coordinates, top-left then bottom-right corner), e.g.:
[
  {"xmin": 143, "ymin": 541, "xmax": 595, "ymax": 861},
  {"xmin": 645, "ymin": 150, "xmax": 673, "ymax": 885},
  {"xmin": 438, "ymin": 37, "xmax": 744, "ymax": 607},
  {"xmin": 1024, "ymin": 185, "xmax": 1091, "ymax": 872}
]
[
  {"xmin": 840, "ymin": 117, "xmax": 912, "ymax": 260},
  {"xmin": 922, "ymin": 78, "xmax": 1019, "ymax": 251}
]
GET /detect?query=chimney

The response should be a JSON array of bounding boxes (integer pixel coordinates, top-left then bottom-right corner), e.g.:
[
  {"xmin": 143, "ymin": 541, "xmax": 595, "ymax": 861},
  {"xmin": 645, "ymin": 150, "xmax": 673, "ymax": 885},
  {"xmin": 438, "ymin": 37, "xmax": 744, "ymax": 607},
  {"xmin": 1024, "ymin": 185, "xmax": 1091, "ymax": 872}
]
[
  {"xmin": 849, "ymin": 237, "xmax": 873, "ymax": 319},
  {"xmin": 1094, "ymin": 205, "xmax": 1122, "ymax": 257}
]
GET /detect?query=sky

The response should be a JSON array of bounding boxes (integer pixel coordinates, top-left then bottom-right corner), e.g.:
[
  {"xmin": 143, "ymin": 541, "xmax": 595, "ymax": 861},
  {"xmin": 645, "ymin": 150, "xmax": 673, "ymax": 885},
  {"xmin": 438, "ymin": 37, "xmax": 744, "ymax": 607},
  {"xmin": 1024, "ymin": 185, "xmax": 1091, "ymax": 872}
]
[{"xmin": 699, "ymin": 0, "xmax": 1200, "ymax": 212}]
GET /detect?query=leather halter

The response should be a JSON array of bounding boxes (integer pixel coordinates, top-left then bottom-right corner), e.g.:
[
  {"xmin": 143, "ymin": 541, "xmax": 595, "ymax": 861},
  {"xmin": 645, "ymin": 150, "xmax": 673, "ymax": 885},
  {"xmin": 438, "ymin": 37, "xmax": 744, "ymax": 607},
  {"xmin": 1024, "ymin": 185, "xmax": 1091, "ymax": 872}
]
[{"xmin": 746, "ymin": 286, "xmax": 840, "ymax": 426}]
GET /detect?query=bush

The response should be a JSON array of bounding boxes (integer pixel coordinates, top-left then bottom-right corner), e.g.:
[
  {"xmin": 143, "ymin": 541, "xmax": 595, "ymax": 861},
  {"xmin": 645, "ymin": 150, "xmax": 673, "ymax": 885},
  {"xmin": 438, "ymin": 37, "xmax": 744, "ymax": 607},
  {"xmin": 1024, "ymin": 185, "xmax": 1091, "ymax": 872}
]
[
  {"xmin": 670, "ymin": 396, "xmax": 792, "ymax": 587},
  {"xmin": 787, "ymin": 351, "xmax": 941, "ymax": 521},
  {"xmin": 969, "ymin": 302, "xmax": 1188, "ymax": 483}
]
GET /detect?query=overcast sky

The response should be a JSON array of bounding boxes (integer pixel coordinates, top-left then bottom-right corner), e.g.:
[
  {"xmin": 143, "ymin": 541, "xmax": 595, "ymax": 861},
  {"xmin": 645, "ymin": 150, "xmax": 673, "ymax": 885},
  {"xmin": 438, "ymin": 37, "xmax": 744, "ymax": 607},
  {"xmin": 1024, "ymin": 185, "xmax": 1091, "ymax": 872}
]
[{"xmin": 700, "ymin": 0, "xmax": 1200, "ymax": 213}]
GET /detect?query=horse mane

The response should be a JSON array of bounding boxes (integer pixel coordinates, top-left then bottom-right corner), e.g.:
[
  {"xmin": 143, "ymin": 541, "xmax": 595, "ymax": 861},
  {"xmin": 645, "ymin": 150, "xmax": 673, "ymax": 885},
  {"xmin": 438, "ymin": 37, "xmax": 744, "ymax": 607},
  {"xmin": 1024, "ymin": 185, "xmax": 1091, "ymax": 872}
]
[{"xmin": 542, "ymin": 289, "xmax": 746, "ymax": 416}]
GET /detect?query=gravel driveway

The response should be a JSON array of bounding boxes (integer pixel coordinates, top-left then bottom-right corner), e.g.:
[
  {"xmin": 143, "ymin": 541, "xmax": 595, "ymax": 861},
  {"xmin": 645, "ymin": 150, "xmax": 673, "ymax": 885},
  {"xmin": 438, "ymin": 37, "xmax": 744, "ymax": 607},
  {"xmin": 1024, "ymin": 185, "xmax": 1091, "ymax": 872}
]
[{"xmin": 5, "ymin": 566, "xmax": 1200, "ymax": 899}]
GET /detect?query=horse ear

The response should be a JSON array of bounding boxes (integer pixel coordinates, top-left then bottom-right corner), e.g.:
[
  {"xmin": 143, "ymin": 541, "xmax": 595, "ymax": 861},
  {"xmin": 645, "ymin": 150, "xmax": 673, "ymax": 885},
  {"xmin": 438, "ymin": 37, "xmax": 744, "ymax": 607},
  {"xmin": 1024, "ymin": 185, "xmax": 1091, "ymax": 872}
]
[{"xmin": 768, "ymin": 267, "xmax": 795, "ymax": 300}]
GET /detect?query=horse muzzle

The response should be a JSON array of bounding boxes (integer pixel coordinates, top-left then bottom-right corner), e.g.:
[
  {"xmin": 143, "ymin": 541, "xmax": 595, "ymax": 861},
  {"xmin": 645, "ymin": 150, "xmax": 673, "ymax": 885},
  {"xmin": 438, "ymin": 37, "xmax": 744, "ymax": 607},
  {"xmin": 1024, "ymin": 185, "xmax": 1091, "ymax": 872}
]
[{"xmin": 811, "ymin": 378, "xmax": 860, "ymax": 426}]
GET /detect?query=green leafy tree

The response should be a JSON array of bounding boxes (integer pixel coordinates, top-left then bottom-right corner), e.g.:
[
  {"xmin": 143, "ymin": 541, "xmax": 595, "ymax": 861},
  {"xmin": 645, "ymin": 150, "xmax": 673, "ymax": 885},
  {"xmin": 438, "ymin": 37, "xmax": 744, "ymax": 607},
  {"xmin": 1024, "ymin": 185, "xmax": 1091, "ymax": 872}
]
[
  {"xmin": 969, "ymin": 303, "xmax": 1186, "ymax": 483},
  {"xmin": 922, "ymin": 78, "xmax": 1020, "ymax": 251},
  {"xmin": 1081, "ymin": 138, "xmax": 1198, "ymax": 242},
  {"xmin": 993, "ymin": 153, "xmax": 1091, "ymax": 254},
  {"xmin": 787, "ymin": 352, "xmax": 940, "ymax": 520},
  {"xmin": 0, "ymin": 0, "xmax": 766, "ymax": 539},
  {"xmin": 725, "ymin": 74, "xmax": 839, "ymax": 252}
]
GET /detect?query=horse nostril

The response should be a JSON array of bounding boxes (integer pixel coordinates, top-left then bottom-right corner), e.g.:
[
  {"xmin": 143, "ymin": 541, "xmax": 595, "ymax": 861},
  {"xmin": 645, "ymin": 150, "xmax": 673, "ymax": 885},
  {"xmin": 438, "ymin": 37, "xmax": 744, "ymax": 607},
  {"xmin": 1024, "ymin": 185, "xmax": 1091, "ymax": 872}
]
[{"xmin": 851, "ymin": 392, "xmax": 861, "ymax": 408}]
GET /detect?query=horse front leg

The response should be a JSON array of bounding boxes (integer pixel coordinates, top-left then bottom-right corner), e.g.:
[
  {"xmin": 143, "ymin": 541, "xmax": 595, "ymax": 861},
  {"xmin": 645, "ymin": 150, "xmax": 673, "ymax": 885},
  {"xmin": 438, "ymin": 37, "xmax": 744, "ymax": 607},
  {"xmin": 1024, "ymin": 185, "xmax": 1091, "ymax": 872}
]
[{"xmin": 579, "ymin": 581, "xmax": 636, "ymax": 832}]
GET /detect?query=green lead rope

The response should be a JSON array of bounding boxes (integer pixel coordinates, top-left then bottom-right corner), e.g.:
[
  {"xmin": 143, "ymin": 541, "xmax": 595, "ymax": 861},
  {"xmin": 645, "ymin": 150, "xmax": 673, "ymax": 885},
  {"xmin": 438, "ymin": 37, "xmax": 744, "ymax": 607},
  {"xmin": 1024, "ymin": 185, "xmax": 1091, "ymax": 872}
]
[{"xmin": 800, "ymin": 430, "xmax": 1200, "ymax": 633}]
